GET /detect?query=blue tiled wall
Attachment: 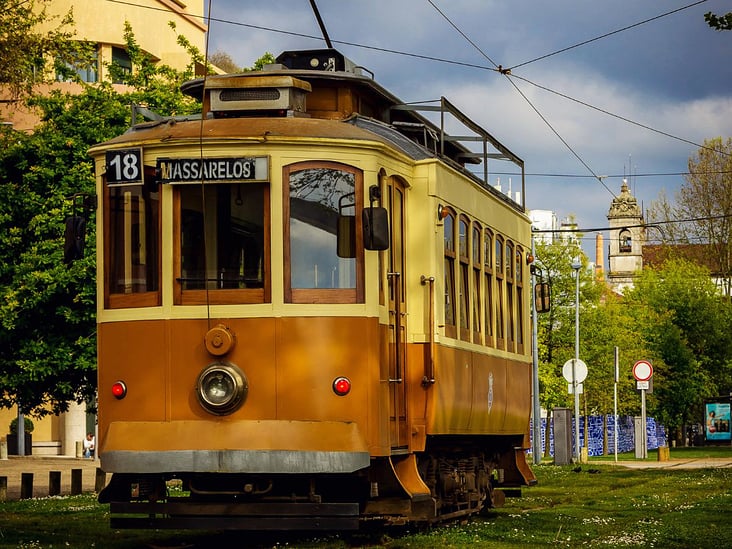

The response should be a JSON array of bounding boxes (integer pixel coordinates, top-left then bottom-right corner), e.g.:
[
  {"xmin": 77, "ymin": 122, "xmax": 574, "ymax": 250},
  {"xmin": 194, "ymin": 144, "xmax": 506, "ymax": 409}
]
[{"xmin": 530, "ymin": 414, "xmax": 666, "ymax": 457}]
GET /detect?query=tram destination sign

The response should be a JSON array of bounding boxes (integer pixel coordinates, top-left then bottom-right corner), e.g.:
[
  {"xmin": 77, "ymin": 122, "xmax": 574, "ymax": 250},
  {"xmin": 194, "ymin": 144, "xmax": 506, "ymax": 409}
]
[{"xmin": 157, "ymin": 156, "xmax": 268, "ymax": 183}]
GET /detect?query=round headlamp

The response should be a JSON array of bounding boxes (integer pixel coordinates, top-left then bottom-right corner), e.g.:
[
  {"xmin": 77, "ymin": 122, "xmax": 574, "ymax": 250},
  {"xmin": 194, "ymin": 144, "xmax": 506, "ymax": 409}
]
[{"xmin": 196, "ymin": 362, "xmax": 248, "ymax": 415}]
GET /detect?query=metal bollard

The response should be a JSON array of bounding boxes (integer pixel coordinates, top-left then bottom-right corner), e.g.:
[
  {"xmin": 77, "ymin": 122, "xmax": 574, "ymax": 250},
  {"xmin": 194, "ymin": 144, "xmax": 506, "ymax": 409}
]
[
  {"xmin": 49, "ymin": 471, "xmax": 62, "ymax": 496},
  {"xmin": 71, "ymin": 468, "xmax": 82, "ymax": 495},
  {"xmin": 20, "ymin": 472, "xmax": 34, "ymax": 499},
  {"xmin": 75, "ymin": 440, "xmax": 83, "ymax": 459},
  {"xmin": 95, "ymin": 468, "xmax": 107, "ymax": 492},
  {"xmin": 0, "ymin": 439, "xmax": 7, "ymax": 460}
]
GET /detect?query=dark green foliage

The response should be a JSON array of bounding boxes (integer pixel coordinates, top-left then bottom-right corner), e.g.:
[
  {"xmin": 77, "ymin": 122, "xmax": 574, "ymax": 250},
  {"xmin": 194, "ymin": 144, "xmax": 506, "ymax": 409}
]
[
  {"xmin": 0, "ymin": 21, "xmax": 202, "ymax": 417},
  {"xmin": 705, "ymin": 11, "xmax": 732, "ymax": 31}
]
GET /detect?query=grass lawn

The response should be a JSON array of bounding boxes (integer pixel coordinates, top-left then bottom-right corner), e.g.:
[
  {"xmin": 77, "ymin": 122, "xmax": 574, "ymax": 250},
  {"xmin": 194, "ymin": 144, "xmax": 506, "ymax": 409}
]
[{"xmin": 1, "ymin": 456, "xmax": 730, "ymax": 548}]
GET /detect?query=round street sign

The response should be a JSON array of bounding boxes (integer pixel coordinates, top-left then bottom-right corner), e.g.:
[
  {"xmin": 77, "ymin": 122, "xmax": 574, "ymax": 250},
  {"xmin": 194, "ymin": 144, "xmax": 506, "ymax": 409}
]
[
  {"xmin": 633, "ymin": 360, "xmax": 653, "ymax": 381},
  {"xmin": 562, "ymin": 359, "xmax": 588, "ymax": 383}
]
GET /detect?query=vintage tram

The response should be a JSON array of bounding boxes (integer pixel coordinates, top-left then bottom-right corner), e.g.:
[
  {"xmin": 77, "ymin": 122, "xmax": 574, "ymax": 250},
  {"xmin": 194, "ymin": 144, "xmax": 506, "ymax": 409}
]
[{"xmin": 88, "ymin": 48, "xmax": 537, "ymax": 530}]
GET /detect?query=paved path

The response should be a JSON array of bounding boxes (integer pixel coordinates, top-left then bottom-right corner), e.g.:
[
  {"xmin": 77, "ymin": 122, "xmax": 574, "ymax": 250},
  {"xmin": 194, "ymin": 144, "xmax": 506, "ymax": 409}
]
[
  {"xmin": 0, "ymin": 456, "xmax": 104, "ymax": 501},
  {"xmin": 614, "ymin": 457, "xmax": 732, "ymax": 469}
]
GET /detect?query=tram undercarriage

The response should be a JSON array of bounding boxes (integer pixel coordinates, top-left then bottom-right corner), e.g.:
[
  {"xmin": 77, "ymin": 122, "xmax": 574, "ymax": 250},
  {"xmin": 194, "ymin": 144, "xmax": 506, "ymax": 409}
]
[{"xmin": 99, "ymin": 438, "xmax": 534, "ymax": 530}]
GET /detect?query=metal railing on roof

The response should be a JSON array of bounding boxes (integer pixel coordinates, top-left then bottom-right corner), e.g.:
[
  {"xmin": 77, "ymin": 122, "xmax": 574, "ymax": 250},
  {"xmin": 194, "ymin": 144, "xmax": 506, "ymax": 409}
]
[{"xmin": 391, "ymin": 97, "xmax": 525, "ymax": 210}]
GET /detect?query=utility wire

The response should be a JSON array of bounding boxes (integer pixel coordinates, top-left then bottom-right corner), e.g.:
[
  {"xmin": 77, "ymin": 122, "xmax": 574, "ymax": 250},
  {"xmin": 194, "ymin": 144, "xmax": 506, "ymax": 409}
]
[
  {"xmin": 508, "ymin": 0, "xmax": 709, "ymax": 70},
  {"xmin": 510, "ymin": 73, "xmax": 732, "ymax": 158},
  {"xmin": 427, "ymin": 0, "xmax": 615, "ymax": 197},
  {"xmin": 534, "ymin": 213, "xmax": 732, "ymax": 234},
  {"xmin": 106, "ymin": 0, "xmax": 727, "ymax": 169}
]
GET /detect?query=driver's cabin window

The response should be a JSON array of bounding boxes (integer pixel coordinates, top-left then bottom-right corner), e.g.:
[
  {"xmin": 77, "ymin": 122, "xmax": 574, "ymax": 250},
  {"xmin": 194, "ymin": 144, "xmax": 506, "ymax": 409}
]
[
  {"xmin": 283, "ymin": 162, "xmax": 364, "ymax": 304},
  {"xmin": 175, "ymin": 182, "xmax": 269, "ymax": 305}
]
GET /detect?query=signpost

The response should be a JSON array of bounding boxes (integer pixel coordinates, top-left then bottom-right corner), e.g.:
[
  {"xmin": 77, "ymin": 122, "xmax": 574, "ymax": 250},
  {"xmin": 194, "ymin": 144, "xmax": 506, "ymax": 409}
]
[
  {"xmin": 633, "ymin": 360, "xmax": 654, "ymax": 459},
  {"xmin": 563, "ymin": 358, "xmax": 587, "ymax": 462}
]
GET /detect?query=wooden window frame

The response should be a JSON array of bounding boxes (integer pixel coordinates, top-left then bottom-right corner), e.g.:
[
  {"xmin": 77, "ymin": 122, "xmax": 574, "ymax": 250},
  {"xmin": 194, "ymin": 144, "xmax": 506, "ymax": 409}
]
[
  {"xmin": 173, "ymin": 183, "xmax": 271, "ymax": 306},
  {"xmin": 505, "ymin": 240, "xmax": 515, "ymax": 353},
  {"xmin": 283, "ymin": 161, "xmax": 364, "ymax": 304},
  {"xmin": 515, "ymin": 245, "xmax": 525, "ymax": 354},
  {"xmin": 458, "ymin": 215, "xmax": 470, "ymax": 342},
  {"xmin": 471, "ymin": 222, "xmax": 482, "ymax": 344},
  {"xmin": 495, "ymin": 234, "xmax": 505, "ymax": 349},
  {"xmin": 443, "ymin": 209, "xmax": 457, "ymax": 338},
  {"xmin": 103, "ymin": 180, "xmax": 161, "ymax": 309},
  {"xmin": 483, "ymin": 228, "xmax": 494, "ymax": 347}
]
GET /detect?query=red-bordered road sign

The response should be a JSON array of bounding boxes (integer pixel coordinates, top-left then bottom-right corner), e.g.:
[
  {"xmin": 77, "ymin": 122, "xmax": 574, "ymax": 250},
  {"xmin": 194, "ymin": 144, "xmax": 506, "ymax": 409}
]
[{"xmin": 633, "ymin": 360, "xmax": 653, "ymax": 381}]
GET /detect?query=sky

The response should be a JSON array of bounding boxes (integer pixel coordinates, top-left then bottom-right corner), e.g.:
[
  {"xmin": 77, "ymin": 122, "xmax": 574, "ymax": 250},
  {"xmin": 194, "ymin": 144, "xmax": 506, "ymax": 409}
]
[{"xmin": 203, "ymin": 0, "xmax": 732, "ymax": 260}]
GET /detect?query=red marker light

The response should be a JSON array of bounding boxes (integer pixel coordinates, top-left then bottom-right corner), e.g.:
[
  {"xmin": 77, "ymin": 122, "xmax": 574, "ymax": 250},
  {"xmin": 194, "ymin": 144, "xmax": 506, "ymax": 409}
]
[
  {"xmin": 333, "ymin": 377, "xmax": 351, "ymax": 396},
  {"xmin": 112, "ymin": 381, "xmax": 127, "ymax": 399}
]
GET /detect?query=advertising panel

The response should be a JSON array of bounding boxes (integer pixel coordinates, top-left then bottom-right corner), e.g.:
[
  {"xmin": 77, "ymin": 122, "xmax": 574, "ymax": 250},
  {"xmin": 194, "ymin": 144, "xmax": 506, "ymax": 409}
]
[{"xmin": 705, "ymin": 402, "xmax": 731, "ymax": 441}]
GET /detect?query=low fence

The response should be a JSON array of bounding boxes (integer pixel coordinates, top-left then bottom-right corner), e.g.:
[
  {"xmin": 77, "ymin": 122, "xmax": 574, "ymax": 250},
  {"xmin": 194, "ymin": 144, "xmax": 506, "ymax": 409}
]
[{"xmin": 531, "ymin": 414, "xmax": 667, "ymax": 457}]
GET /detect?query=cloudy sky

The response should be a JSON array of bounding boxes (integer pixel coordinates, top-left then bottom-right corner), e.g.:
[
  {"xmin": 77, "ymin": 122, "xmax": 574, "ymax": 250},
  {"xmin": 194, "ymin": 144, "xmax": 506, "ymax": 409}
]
[{"xmin": 204, "ymin": 0, "xmax": 731, "ymax": 258}]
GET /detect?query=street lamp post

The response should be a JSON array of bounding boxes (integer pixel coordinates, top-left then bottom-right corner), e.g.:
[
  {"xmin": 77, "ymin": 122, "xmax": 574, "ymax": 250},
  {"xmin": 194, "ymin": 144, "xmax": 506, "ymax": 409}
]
[{"xmin": 572, "ymin": 259, "xmax": 582, "ymax": 462}]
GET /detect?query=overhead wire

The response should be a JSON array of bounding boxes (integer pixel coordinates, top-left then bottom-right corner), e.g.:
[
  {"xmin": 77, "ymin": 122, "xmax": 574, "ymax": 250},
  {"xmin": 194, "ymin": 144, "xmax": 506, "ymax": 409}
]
[
  {"xmin": 509, "ymin": 73, "xmax": 732, "ymax": 158},
  {"xmin": 104, "ymin": 0, "xmax": 729, "ymax": 176},
  {"xmin": 507, "ymin": 0, "xmax": 710, "ymax": 71},
  {"xmin": 426, "ymin": 0, "xmax": 616, "ymax": 197}
]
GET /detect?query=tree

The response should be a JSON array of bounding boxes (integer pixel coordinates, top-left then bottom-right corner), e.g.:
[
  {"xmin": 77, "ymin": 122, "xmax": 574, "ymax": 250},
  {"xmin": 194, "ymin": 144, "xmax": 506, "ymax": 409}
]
[
  {"xmin": 0, "ymin": 20, "xmax": 202, "ymax": 417},
  {"xmin": 647, "ymin": 137, "xmax": 732, "ymax": 297},
  {"xmin": 705, "ymin": 11, "xmax": 732, "ymax": 31},
  {"xmin": 533, "ymin": 235, "xmax": 602, "ymax": 411},
  {"xmin": 624, "ymin": 258, "xmax": 732, "ymax": 439},
  {"xmin": 0, "ymin": 0, "xmax": 94, "ymax": 100},
  {"xmin": 209, "ymin": 51, "xmax": 241, "ymax": 73}
]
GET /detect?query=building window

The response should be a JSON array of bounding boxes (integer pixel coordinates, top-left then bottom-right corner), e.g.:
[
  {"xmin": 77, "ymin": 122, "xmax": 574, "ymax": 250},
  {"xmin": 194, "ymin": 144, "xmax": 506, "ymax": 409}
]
[
  {"xmin": 105, "ymin": 183, "xmax": 160, "ymax": 308},
  {"xmin": 284, "ymin": 162, "xmax": 363, "ymax": 303},
  {"xmin": 619, "ymin": 230, "xmax": 632, "ymax": 253},
  {"xmin": 111, "ymin": 47, "xmax": 132, "ymax": 84},
  {"xmin": 56, "ymin": 44, "xmax": 98, "ymax": 83},
  {"xmin": 443, "ymin": 210, "xmax": 456, "ymax": 338}
]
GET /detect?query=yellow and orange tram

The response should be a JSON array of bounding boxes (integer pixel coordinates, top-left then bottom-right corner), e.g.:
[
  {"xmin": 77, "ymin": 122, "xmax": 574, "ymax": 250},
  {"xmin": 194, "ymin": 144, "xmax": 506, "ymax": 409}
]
[{"xmin": 89, "ymin": 48, "xmax": 537, "ymax": 530}]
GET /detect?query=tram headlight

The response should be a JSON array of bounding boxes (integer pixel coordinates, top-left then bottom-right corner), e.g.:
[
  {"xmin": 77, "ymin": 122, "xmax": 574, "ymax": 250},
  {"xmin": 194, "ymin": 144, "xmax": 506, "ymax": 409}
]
[{"xmin": 196, "ymin": 362, "xmax": 248, "ymax": 415}]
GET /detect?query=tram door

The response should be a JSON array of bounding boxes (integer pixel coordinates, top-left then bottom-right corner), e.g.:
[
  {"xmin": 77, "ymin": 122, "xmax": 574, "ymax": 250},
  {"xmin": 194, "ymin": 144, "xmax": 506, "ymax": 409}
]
[{"xmin": 387, "ymin": 178, "xmax": 408, "ymax": 449}]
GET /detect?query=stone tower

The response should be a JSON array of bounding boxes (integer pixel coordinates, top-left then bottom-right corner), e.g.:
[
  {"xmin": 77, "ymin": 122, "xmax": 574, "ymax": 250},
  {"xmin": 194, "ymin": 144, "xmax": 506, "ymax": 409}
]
[{"xmin": 607, "ymin": 180, "xmax": 644, "ymax": 292}]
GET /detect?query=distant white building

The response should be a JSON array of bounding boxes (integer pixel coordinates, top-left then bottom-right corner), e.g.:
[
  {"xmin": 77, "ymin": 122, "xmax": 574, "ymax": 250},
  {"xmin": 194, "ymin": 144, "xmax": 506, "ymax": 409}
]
[{"xmin": 528, "ymin": 210, "xmax": 558, "ymax": 244}]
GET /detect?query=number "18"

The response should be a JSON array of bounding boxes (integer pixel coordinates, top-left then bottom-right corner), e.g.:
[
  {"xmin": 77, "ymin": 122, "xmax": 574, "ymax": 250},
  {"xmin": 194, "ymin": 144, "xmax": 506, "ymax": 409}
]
[{"xmin": 107, "ymin": 149, "xmax": 142, "ymax": 183}]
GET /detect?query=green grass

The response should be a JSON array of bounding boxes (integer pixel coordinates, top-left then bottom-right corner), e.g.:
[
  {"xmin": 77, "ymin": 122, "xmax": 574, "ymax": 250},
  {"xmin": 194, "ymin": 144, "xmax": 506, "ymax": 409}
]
[{"xmin": 1, "ymin": 463, "xmax": 731, "ymax": 547}]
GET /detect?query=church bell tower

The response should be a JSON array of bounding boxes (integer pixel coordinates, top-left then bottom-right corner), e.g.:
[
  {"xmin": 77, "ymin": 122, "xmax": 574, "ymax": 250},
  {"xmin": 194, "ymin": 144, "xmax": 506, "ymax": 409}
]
[{"xmin": 607, "ymin": 180, "xmax": 644, "ymax": 292}]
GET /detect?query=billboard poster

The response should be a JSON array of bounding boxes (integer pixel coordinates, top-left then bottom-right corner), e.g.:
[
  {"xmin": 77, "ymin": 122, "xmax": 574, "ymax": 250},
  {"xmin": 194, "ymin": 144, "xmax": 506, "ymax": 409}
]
[{"xmin": 705, "ymin": 402, "xmax": 731, "ymax": 441}]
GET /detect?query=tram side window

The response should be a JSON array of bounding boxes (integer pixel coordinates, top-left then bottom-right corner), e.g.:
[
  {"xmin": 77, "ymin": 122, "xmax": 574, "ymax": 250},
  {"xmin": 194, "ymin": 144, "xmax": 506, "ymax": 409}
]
[
  {"xmin": 443, "ymin": 211, "xmax": 456, "ymax": 338},
  {"xmin": 506, "ymin": 240, "xmax": 515, "ymax": 352},
  {"xmin": 516, "ymin": 246, "xmax": 525, "ymax": 351},
  {"xmin": 458, "ymin": 216, "xmax": 470, "ymax": 341},
  {"xmin": 471, "ymin": 223, "xmax": 482, "ymax": 344},
  {"xmin": 284, "ymin": 162, "xmax": 364, "ymax": 304},
  {"xmin": 177, "ymin": 183, "xmax": 267, "ymax": 304},
  {"xmin": 495, "ymin": 235, "xmax": 505, "ymax": 347},
  {"xmin": 106, "ymin": 183, "xmax": 160, "ymax": 308},
  {"xmin": 484, "ymin": 228, "xmax": 494, "ymax": 347}
]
